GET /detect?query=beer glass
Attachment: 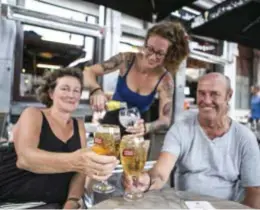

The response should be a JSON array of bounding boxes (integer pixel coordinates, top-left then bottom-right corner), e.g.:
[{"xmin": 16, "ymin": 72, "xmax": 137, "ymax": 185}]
[
  {"xmin": 92, "ymin": 124, "xmax": 120, "ymax": 194},
  {"xmin": 120, "ymin": 135, "xmax": 149, "ymax": 201},
  {"xmin": 119, "ymin": 107, "xmax": 141, "ymax": 128}
]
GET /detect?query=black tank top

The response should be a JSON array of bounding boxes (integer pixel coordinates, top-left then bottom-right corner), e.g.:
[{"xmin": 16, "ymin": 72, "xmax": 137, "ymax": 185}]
[{"xmin": 0, "ymin": 112, "xmax": 81, "ymax": 204}]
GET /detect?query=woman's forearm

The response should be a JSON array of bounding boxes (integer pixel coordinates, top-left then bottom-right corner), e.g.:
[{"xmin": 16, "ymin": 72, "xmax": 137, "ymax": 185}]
[
  {"xmin": 145, "ymin": 119, "xmax": 170, "ymax": 134},
  {"xmin": 63, "ymin": 173, "xmax": 85, "ymax": 209},
  {"xmin": 83, "ymin": 67, "xmax": 100, "ymax": 91},
  {"xmin": 16, "ymin": 148, "xmax": 84, "ymax": 174},
  {"xmin": 68, "ymin": 174, "xmax": 86, "ymax": 196}
]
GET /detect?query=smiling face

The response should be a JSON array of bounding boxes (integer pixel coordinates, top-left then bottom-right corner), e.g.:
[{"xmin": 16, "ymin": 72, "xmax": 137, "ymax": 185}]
[
  {"xmin": 142, "ymin": 35, "xmax": 170, "ymax": 69},
  {"xmin": 49, "ymin": 76, "xmax": 82, "ymax": 113},
  {"xmin": 197, "ymin": 73, "xmax": 232, "ymax": 122}
]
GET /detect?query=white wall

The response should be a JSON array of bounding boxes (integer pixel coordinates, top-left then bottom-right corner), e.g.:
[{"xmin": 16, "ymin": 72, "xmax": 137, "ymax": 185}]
[
  {"xmin": 120, "ymin": 35, "xmax": 144, "ymax": 46},
  {"xmin": 26, "ymin": 0, "xmax": 99, "ymax": 16},
  {"xmin": 121, "ymin": 14, "xmax": 144, "ymax": 29},
  {"xmin": 6, "ymin": 0, "xmax": 16, "ymax": 5},
  {"xmin": 24, "ymin": 0, "xmax": 99, "ymax": 25}
]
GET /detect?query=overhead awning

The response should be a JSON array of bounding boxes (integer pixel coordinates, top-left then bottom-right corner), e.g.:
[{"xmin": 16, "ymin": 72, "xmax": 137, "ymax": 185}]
[
  {"xmin": 83, "ymin": 0, "xmax": 196, "ymax": 22},
  {"xmin": 190, "ymin": 0, "xmax": 260, "ymax": 49}
]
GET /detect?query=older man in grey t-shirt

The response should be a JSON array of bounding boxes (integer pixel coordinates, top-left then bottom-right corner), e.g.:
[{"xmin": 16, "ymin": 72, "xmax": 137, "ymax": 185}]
[
  {"xmin": 123, "ymin": 73, "xmax": 260, "ymax": 208},
  {"xmin": 163, "ymin": 111, "xmax": 260, "ymax": 201}
]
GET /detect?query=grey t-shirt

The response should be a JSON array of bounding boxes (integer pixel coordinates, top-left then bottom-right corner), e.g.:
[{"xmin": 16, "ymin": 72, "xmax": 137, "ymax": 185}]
[{"xmin": 162, "ymin": 113, "xmax": 260, "ymax": 201}]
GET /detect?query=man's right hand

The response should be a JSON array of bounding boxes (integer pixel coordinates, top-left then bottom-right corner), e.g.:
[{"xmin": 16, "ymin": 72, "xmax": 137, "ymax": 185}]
[
  {"xmin": 122, "ymin": 172, "xmax": 151, "ymax": 192},
  {"xmin": 77, "ymin": 149, "xmax": 118, "ymax": 181},
  {"xmin": 90, "ymin": 90, "xmax": 107, "ymax": 112}
]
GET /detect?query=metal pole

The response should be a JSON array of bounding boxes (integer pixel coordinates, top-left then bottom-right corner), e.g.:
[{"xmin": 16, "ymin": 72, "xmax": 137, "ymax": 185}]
[
  {"xmin": 5, "ymin": 4, "xmax": 103, "ymax": 37},
  {"xmin": 224, "ymin": 43, "xmax": 238, "ymax": 118},
  {"xmin": 173, "ymin": 59, "xmax": 187, "ymax": 122}
]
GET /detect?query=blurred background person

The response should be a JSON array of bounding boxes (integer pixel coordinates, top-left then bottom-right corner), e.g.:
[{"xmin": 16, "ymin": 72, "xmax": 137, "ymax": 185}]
[
  {"xmin": 249, "ymin": 84, "xmax": 260, "ymax": 141},
  {"xmin": 250, "ymin": 84, "xmax": 260, "ymax": 122}
]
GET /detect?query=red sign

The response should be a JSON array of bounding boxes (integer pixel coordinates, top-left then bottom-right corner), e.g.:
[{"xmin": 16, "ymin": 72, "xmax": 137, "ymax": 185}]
[
  {"xmin": 123, "ymin": 149, "xmax": 134, "ymax": 157},
  {"xmin": 94, "ymin": 137, "xmax": 103, "ymax": 144}
]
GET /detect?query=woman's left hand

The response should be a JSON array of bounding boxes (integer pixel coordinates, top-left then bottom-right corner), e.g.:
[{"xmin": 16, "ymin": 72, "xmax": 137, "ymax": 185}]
[
  {"xmin": 63, "ymin": 199, "xmax": 81, "ymax": 209},
  {"xmin": 126, "ymin": 119, "xmax": 145, "ymax": 136}
]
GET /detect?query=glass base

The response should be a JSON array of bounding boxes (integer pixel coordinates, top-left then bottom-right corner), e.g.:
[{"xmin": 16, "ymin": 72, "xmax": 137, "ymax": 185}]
[
  {"xmin": 123, "ymin": 191, "xmax": 144, "ymax": 201},
  {"xmin": 92, "ymin": 182, "xmax": 115, "ymax": 194}
]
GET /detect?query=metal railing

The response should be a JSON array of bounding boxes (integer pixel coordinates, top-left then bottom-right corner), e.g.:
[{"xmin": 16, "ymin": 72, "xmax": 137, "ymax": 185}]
[{"xmin": 3, "ymin": 3, "xmax": 104, "ymax": 37}]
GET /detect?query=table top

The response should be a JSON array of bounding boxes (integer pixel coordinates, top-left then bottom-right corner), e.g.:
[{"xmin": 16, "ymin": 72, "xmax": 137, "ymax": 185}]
[{"xmin": 90, "ymin": 188, "xmax": 250, "ymax": 209}]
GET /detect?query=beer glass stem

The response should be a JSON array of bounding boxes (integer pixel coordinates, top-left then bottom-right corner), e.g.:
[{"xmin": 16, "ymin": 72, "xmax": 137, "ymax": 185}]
[
  {"xmin": 123, "ymin": 176, "xmax": 144, "ymax": 201},
  {"xmin": 92, "ymin": 180, "xmax": 115, "ymax": 194},
  {"xmin": 101, "ymin": 180, "xmax": 108, "ymax": 185}
]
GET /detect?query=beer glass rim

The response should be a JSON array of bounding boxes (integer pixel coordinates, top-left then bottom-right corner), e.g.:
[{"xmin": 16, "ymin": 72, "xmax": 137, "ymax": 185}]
[
  {"xmin": 121, "ymin": 134, "xmax": 144, "ymax": 140},
  {"xmin": 120, "ymin": 107, "xmax": 139, "ymax": 112},
  {"xmin": 99, "ymin": 124, "xmax": 120, "ymax": 128},
  {"xmin": 96, "ymin": 124, "xmax": 120, "ymax": 133}
]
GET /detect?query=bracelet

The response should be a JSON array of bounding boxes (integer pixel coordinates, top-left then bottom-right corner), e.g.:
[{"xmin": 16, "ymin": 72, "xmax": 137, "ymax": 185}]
[
  {"xmin": 144, "ymin": 172, "xmax": 152, "ymax": 193},
  {"xmin": 66, "ymin": 197, "xmax": 80, "ymax": 209},
  {"xmin": 89, "ymin": 87, "xmax": 102, "ymax": 96}
]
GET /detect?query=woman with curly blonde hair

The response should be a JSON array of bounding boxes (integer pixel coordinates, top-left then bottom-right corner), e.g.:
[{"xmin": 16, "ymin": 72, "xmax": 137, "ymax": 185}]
[
  {"xmin": 0, "ymin": 68, "xmax": 117, "ymax": 208},
  {"xmin": 84, "ymin": 21, "xmax": 189, "ymax": 134}
]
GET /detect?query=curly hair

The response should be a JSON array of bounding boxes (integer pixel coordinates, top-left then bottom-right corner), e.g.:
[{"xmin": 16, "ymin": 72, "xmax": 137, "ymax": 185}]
[
  {"xmin": 36, "ymin": 68, "xmax": 83, "ymax": 107},
  {"xmin": 145, "ymin": 21, "xmax": 190, "ymax": 75}
]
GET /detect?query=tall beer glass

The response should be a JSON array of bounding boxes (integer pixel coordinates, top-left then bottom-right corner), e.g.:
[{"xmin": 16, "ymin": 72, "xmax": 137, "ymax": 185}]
[
  {"xmin": 120, "ymin": 135, "xmax": 149, "ymax": 201},
  {"xmin": 92, "ymin": 124, "xmax": 120, "ymax": 194}
]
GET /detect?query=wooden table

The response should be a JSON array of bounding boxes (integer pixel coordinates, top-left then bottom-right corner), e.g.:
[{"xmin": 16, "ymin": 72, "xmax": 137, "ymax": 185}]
[{"xmin": 90, "ymin": 188, "xmax": 250, "ymax": 209}]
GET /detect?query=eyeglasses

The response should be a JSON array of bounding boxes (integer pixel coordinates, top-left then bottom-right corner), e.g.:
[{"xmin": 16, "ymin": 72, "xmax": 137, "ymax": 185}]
[{"xmin": 144, "ymin": 45, "xmax": 167, "ymax": 59}]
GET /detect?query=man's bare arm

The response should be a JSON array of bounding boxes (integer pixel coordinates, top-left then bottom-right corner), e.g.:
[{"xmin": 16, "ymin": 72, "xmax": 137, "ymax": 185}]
[
  {"xmin": 148, "ymin": 152, "xmax": 177, "ymax": 190},
  {"xmin": 243, "ymin": 186, "xmax": 260, "ymax": 208}
]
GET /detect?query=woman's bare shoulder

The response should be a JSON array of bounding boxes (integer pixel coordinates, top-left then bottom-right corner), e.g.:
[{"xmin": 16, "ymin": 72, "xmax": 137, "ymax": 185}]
[
  {"xmin": 157, "ymin": 71, "xmax": 174, "ymax": 93},
  {"xmin": 75, "ymin": 118, "xmax": 86, "ymax": 148},
  {"xmin": 76, "ymin": 118, "xmax": 85, "ymax": 128},
  {"xmin": 118, "ymin": 52, "xmax": 136, "ymax": 75},
  {"xmin": 14, "ymin": 107, "xmax": 43, "ymax": 139},
  {"xmin": 18, "ymin": 107, "xmax": 43, "ymax": 124}
]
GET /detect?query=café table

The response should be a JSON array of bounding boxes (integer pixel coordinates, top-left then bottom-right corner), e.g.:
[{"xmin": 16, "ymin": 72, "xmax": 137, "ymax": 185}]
[{"xmin": 90, "ymin": 188, "xmax": 250, "ymax": 209}]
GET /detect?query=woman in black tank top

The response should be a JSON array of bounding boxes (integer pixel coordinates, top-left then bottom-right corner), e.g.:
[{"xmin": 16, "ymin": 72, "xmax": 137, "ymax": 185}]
[{"xmin": 0, "ymin": 68, "xmax": 117, "ymax": 208}]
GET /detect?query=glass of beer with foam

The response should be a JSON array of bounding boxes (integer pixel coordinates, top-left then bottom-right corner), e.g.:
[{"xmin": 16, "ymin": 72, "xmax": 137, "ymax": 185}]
[
  {"xmin": 92, "ymin": 124, "xmax": 120, "ymax": 194},
  {"xmin": 120, "ymin": 135, "xmax": 149, "ymax": 201}
]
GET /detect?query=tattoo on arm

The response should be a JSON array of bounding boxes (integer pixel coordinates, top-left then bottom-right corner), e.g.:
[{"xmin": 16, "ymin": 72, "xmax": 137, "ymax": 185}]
[
  {"xmin": 147, "ymin": 101, "xmax": 172, "ymax": 133},
  {"xmin": 162, "ymin": 102, "xmax": 172, "ymax": 117},
  {"xmin": 149, "ymin": 74, "xmax": 173, "ymax": 133},
  {"xmin": 161, "ymin": 75, "xmax": 174, "ymax": 98},
  {"xmin": 147, "ymin": 102, "xmax": 172, "ymax": 133},
  {"xmin": 100, "ymin": 53, "xmax": 124, "ymax": 73}
]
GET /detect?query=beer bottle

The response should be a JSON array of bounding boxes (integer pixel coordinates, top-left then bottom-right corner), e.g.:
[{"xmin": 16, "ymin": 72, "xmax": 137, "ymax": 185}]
[{"xmin": 105, "ymin": 100, "xmax": 127, "ymax": 111}]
